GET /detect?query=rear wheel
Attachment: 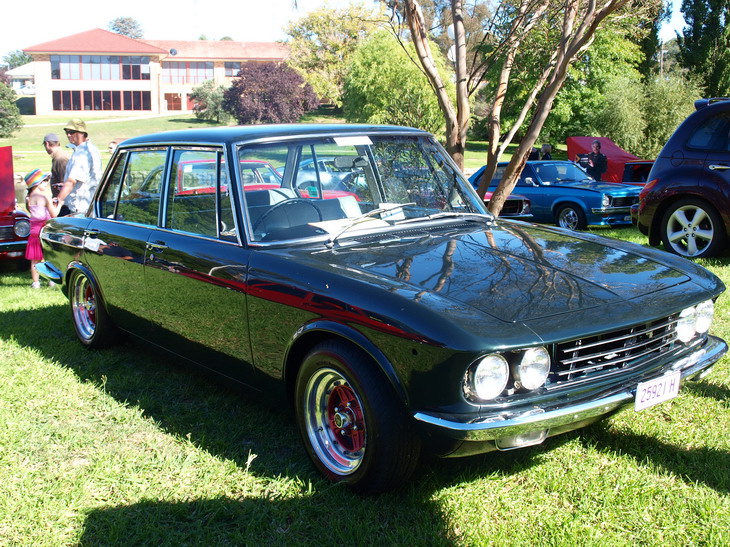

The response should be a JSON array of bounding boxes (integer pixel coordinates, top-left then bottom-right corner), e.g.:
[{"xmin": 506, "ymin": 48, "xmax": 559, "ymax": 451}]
[
  {"xmin": 70, "ymin": 270, "xmax": 117, "ymax": 348},
  {"xmin": 295, "ymin": 340, "xmax": 420, "ymax": 494},
  {"xmin": 556, "ymin": 204, "xmax": 587, "ymax": 230},
  {"xmin": 660, "ymin": 198, "xmax": 726, "ymax": 258}
]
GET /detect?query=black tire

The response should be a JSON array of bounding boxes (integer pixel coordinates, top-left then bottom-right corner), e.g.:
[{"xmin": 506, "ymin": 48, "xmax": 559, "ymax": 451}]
[
  {"xmin": 555, "ymin": 203, "xmax": 587, "ymax": 230},
  {"xmin": 69, "ymin": 270, "xmax": 118, "ymax": 348},
  {"xmin": 660, "ymin": 197, "xmax": 726, "ymax": 258},
  {"xmin": 295, "ymin": 340, "xmax": 420, "ymax": 494}
]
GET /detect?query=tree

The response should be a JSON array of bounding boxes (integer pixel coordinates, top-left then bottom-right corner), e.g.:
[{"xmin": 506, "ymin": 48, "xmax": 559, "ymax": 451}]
[
  {"xmin": 222, "ymin": 62, "xmax": 319, "ymax": 125},
  {"xmin": 2, "ymin": 50, "xmax": 31, "ymax": 70},
  {"xmin": 107, "ymin": 17, "xmax": 143, "ymax": 39},
  {"xmin": 0, "ymin": 83, "xmax": 22, "ymax": 138},
  {"xmin": 678, "ymin": 0, "xmax": 729, "ymax": 96},
  {"xmin": 286, "ymin": 3, "xmax": 381, "ymax": 107},
  {"xmin": 394, "ymin": 0, "xmax": 654, "ymax": 217},
  {"xmin": 343, "ymin": 30, "xmax": 453, "ymax": 134},
  {"xmin": 588, "ymin": 71, "xmax": 700, "ymax": 158},
  {"xmin": 189, "ymin": 79, "xmax": 231, "ymax": 123}
]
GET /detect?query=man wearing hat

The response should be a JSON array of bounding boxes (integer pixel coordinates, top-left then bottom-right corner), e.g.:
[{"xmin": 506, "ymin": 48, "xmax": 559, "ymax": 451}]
[
  {"xmin": 42, "ymin": 133, "xmax": 69, "ymax": 198},
  {"xmin": 56, "ymin": 119, "xmax": 102, "ymax": 216}
]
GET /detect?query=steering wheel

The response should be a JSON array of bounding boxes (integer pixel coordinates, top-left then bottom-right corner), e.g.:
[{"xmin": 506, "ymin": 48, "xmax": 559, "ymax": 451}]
[{"xmin": 252, "ymin": 198, "xmax": 323, "ymax": 233}]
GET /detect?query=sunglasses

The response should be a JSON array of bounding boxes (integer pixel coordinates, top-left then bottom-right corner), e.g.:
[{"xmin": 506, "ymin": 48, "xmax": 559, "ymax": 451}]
[{"xmin": 65, "ymin": 129, "xmax": 80, "ymax": 135}]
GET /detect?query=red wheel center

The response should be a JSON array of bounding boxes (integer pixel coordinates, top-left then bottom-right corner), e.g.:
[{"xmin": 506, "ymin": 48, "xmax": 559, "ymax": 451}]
[
  {"xmin": 84, "ymin": 286, "xmax": 96, "ymax": 323},
  {"xmin": 327, "ymin": 384, "xmax": 365, "ymax": 452}
]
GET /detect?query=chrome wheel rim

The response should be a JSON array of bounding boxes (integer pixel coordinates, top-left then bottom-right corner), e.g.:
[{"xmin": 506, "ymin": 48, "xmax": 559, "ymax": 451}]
[
  {"xmin": 666, "ymin": 204, "xmax": 715, "ymax": 257},
  {"xmin": 71, "ymin": 275, "xmax": 96, "ymax": 341},
  {"xmin": 303, "ymin": 367, "xmax": 366, "ymax": 476},
  {"xmin": 558, "ymin": 208, "xmax": 579, "ymax": 230}
]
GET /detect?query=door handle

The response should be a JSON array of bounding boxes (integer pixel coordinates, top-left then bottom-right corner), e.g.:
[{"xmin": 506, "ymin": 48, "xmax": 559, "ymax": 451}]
[
  {"xmin": 84, "ymin": 229, "xmax": 100, "ymax": 237},
  {"xmin": 708, "ymin": 164, "xmax": 730, "ymax": 171},
  {"xmin": 146, "ymin": 241, "xmax": 168, "ymax": 251}
]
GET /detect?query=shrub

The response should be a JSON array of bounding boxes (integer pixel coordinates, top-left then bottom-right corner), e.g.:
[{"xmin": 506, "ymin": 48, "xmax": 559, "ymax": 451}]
[{"xmin": 222, "ymin": 63, "xmax": 319, "ymax": 125}]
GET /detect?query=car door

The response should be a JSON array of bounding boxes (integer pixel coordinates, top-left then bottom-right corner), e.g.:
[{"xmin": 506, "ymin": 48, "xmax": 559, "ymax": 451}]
[
  {"xmin": 699, "ymin": 112, "xmax": 730, "ymax": 208},
  {"xmin": 142, "ymin": 147, "xmax": 258, "ymax": 388},
  {"xmin": 515, "ymin": 165, "xmax": 552, "ymax": 221},
  {"xmin": 83, "ymin": 147, "xmax": 167, "ymax": 334}
]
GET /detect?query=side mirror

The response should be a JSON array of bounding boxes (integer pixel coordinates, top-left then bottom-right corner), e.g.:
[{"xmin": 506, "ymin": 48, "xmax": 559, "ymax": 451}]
[{"xmin": 525, "ymin": 177, "xmax": 538, "ymax": 187}]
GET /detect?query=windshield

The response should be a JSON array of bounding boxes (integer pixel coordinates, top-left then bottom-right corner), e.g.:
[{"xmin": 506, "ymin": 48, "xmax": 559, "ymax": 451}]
[
  {"xmin": 238, "ymin": 134, "xmax": 488, "ymax": 243},
  {"xmin": 534, "ymin": 162, "xmax": 593, "ymax": 183}
]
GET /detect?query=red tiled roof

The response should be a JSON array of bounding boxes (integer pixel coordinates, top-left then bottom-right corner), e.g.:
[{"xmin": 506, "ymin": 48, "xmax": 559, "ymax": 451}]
[
  {"xmin": 142, "ymin": 40, "xmax": 289, "ymax": 61},
  {"xmin": 24, "ymin": 29, "xmax": 168, "ymax": 55},
  {"xmin": 22, "ymin": 28, "xmax": 288, "ymax": 61}
]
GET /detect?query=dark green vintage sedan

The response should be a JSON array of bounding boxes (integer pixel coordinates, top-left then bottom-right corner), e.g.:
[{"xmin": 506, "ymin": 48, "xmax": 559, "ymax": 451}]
[{"xmin": 38, "ymin": 124, "xmax": 727, "ymax": 494}]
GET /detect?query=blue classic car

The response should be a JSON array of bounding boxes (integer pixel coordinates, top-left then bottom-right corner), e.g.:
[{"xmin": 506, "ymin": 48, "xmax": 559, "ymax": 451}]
[
  {"xmin": 37, "ymin": 125, "xmax": 726, "ymax": 494},
  {"xmin": 469, "ymin": 160, "xmax": 641, "ymax": 230}
]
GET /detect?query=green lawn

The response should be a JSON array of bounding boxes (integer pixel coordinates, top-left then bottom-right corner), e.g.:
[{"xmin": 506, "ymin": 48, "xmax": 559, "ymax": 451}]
[
  {"xmin": 0, "ymin": 115, "xmax": 728, "ymax": 544},
  {"xmin": 1, "ymin": 226, "xmax": 729, "ymax": 545}
]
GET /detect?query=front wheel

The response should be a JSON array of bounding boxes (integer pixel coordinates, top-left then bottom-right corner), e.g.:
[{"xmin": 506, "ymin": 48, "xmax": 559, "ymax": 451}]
[
  {"xmin": 295, "ymin": 340, "xmax": 420, "ymax": 494},
  {"xmin": 70, "ymin": 270, "xmax": 117, "ymax": 348},
  {"xmin": 556, "ymin": 204, "xmax": 587, "ymax": 230},
  {"xmin": 660, "ymin": 198, "xmax": 726, "ymax": 258}
]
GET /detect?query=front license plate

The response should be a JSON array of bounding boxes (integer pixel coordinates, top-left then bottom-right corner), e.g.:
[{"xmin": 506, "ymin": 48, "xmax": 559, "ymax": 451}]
[
  {"xmin": 635, "ymin": 371, "xmax": 681, "ymax": 411},
  {"xmin": 624, "ymin": 215, "xmax": 631, "ymax": 221}
]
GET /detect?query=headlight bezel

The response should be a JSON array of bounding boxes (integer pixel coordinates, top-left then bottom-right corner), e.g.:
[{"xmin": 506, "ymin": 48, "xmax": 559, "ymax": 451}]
[
  {"xmin": 464, "ymin": 346, "xmax": 551, "ymax": 403},
  {"xmin": 14, "ymin": 218, "xmax": 31, "ymax": 238},
  {"xmin": 676, "ymin": 299, "xmax": 715, "ymax": 344}
]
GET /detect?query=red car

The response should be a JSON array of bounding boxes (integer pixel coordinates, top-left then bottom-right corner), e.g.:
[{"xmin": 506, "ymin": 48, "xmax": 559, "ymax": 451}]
[
  {"xmin": 0, "ymin": 146, "xmax": 30, "ymax": 262},
  {"xmin": 567, "ymin": 136, "xmax": 653, "ymax": 184}
]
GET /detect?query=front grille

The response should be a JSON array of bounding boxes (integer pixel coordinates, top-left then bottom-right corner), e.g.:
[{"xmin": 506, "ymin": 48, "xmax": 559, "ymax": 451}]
[
  {"xmin": 551, "ymin": 313, "xmax": 680, "ymax": 385},
  {"xmin": 612, "ymin": 196, "xmax": 639, "ymax": 208},
  {"xmin": 502, "ymin": 199, "xmax": 524, "ymax": 215},
  {"xmin": 0, "ymin": 225, "xmax": 14, "ymax": 240}
]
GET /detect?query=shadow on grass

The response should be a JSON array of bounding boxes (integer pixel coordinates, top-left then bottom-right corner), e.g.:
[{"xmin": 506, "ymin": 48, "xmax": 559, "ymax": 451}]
[
  {"xmin": 682, "ymin": 380, "xmax": 730, "ymax": 407},
  {"xmin": 582, "ymin": 423, "xmax": 729, "ymax": 494},
  {"xmin": 0, "ymin": 298, "xmax": 550, "ymax": 543}
]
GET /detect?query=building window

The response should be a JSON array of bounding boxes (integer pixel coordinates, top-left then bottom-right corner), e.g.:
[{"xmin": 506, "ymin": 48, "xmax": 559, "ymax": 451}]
[
  {"xmin": 162, "ymin": 61, "xmax": 213, "ymax": 84},
  {"xmin": 225, "ymin": 62, "xmax": 241, "ymax": 77},
  {"xmin": 165, "ymin": 93, "xmax": 182, "ymax": 111},
  {"xmin": 51, "ymin": 55, "xmax": 149, "ymax": 80},
  {"xmin": 53, "ymin": 90, "xmax": 150, "ymax": 111}
]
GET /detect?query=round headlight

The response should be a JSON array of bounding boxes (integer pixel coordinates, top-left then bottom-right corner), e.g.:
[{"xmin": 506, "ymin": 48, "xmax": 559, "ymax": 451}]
[
  {"xmin": 694, "ymin": 300, "xmax": 714, "ymax": 333},
  {"xmin": 601, "ymin": 194, "xmax": 611, "ymax": 208},
  {"xmin": 469, "ymin": 354, "xmax": 509, "ymax": 401},
  {"xmin": 676, "ymin": 307, "xmax": 696, "ymax": 343},
  {"xmin": 513, "ymin": 347, "xmax": 551, "ymax": 390},
  {"xmin": 14, "ymin": 219, "xmax": 31, "ymax": 238}
]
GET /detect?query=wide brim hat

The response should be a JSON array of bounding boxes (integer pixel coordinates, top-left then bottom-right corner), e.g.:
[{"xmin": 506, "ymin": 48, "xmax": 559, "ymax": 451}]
[
  {"xmin": 64, "ymin": 119, "xmax": 87, "ymax": 133},
  {"xmin": 24, "ymin": 168, "xmax": 50, "ymax": 190}
]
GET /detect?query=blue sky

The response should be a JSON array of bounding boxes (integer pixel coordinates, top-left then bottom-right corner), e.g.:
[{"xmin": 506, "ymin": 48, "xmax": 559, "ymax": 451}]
[
  {"xmin": 4, "ymin": 0, "xmax": 683, "ymax": 64},
  {"xmin": 2, "ymin": 0, "xmax": 372, "ymax": 61}
]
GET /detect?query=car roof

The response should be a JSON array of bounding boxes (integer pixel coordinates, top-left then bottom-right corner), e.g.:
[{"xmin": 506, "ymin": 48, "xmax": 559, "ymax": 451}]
[{"xmin": 119, "ymin": 124, "xmax": 429, "ymax": 148}]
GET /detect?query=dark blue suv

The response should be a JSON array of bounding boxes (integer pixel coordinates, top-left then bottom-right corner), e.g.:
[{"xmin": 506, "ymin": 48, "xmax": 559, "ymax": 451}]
[{"xmin": 634, "ymin": 98, "xmax": 730, "ymax": 258}]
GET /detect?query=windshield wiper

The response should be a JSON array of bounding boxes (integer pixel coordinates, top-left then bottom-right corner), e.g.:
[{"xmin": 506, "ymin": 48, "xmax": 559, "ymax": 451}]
[
  {"xmin": 394, "ymin": 211, "xmax": 494, "ymax": 225},
  {"xmin": 325, "ymin": 203, "xmax": 416, "ymax": 248}
]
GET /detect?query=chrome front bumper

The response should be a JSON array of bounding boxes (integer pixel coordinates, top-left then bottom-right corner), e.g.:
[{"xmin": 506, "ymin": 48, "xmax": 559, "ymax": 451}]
[{"xmin": 414, "ymin": 335, "xmax": 727, "ymax": 451}]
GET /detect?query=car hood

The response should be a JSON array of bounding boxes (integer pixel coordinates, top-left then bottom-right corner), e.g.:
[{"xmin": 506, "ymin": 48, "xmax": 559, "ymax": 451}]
[
  {"xmin": 552, "ymin": 180, "xmax": 640, "ymax": 194},
  {"xmin": 295, "ymin": 222, "xmax": 708, "ymax": 325}
]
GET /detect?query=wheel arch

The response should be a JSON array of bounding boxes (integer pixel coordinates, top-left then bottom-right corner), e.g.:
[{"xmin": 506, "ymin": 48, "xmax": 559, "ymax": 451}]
[
  {"xmin": 551, "ymin": 198, "xmax": 589, "ymax": 217},
  {"xmin": 649, "ymin": 192, "xmax": 728, "ymax": 247},
  {"xmin": 283, "ymin": 321, "xmax": 409, "ymax": 409},
  {"xmin": 64, "ymin": 262, "xmax": 109, "ymax": 313}
]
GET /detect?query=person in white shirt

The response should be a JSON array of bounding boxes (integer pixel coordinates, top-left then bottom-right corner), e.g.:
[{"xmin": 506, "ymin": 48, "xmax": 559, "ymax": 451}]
[{"xmin": 56, "ymin": 119, "xmax": 102, "ymax": 216}]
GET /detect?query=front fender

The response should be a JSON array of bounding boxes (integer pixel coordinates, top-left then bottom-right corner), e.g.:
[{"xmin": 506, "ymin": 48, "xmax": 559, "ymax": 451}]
[{"xmin": 284, "ymin": 319, "xmax": 409, "ymax": 406}]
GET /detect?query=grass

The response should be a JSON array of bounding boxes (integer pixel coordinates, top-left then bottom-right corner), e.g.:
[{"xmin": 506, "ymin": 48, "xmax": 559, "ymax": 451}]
[
  {"xmin": 1, "ymin": 115, "xmax": 729, "ymax": 544},
  {"xmin": 1, "ymin": 227, "xmax": 729, "ymax": 545}
]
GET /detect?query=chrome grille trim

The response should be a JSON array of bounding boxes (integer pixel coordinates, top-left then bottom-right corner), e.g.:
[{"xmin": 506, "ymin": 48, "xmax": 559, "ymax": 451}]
[{"xmin": 552, "ymin": 313, "xmax": 680, "ymax": 382}]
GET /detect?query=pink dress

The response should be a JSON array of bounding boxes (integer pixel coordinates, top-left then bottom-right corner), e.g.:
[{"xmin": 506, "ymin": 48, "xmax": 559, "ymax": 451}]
[{"xmin": 25, "ymin": 205, "xmax": 51, "ymax": 261}]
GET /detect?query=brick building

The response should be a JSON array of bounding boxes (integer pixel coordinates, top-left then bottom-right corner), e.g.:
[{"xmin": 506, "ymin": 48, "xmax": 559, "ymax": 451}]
[{"xmin": 23, "ymin": 28, "xmax": 288, "ymax": 115}]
